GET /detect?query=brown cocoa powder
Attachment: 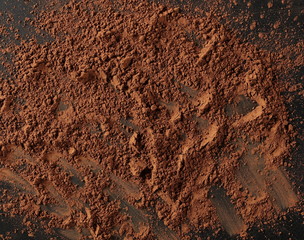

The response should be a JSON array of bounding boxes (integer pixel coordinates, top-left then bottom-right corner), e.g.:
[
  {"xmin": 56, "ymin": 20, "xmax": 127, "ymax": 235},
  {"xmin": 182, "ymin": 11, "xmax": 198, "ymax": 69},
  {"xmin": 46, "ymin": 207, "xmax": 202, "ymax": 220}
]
[{"xmin": 0, "ymin": 0, "xmax": 303, "ymax": 239}]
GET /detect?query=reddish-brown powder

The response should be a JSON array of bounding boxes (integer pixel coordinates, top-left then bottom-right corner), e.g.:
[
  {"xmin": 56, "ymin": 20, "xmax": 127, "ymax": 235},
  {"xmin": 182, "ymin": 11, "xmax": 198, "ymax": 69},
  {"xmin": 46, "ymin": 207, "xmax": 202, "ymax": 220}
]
[{"xmin": 0, "ymin": 0, "xmax": 302, "ymax": 239}]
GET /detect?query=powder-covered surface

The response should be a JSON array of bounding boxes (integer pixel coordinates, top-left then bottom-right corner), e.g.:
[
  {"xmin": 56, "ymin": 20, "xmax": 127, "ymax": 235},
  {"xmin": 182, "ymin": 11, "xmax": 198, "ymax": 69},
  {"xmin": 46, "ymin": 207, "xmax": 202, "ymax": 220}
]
[{"xmin": 0, "ymin": 0, "xmax": 303, "ymax": 239}]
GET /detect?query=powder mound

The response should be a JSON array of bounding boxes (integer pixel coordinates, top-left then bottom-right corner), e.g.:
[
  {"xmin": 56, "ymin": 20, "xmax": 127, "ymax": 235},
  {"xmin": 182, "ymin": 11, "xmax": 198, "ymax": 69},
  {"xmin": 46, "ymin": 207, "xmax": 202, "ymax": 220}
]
[{"xmin": 0, "ymin": 0, "xmax": 301, "ymax": 239}]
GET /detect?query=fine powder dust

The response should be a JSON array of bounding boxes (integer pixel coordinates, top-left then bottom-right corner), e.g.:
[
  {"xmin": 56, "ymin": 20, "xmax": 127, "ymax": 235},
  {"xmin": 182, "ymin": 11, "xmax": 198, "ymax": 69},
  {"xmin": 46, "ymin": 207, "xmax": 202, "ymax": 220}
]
[{"xmin": 0, "ymin": 0, "xmax": 302, "ymax": 239}]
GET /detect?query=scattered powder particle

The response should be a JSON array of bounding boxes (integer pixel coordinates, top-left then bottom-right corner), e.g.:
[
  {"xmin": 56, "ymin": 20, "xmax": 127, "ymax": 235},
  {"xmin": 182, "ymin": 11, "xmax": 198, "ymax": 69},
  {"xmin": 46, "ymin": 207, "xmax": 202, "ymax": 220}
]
[{"xmin": 250, "ymin": 21, "xmax": 257, "ymax": 30}]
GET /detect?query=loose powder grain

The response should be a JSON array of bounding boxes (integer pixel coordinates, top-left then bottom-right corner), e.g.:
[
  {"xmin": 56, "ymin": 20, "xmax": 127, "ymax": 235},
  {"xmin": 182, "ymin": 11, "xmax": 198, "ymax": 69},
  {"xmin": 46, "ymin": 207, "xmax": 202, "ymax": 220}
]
[{"xmin": 0, "ymin": 0, "xmax": 302, "ymax": 239}]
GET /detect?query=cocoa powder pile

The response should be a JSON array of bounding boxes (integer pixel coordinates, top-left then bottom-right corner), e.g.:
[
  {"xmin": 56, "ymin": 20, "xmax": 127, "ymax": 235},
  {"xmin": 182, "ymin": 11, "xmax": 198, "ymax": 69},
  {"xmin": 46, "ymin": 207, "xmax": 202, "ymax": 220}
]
[{"xmin": 0, "ymin": 0, "xmax": 303, "ymax": 239}]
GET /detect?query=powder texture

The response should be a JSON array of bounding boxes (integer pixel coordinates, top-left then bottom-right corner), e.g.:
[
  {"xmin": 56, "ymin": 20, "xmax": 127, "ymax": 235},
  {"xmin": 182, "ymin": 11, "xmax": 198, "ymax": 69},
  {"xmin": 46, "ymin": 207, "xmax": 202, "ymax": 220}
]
[{"xmin": 0, "ymin": 0, "xmax": 302, "ymax": 239}]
